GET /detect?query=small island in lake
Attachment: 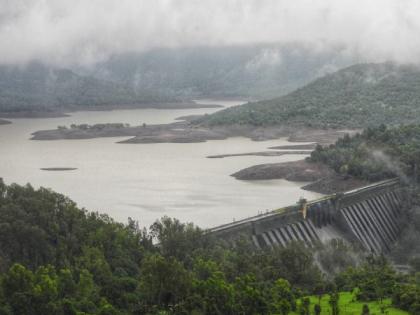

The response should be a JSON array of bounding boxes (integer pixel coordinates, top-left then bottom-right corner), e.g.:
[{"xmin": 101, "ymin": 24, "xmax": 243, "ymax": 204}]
[
  {"xmin": 31, "ymin": 120, "xmax": 352, "ymax": 144},
  {"xmin": 0, "ymin": 119, "xmax": 11, "ymax": 125},
  {"xmin": 40, "ymin": 167, "xmax": 78, "ymax": 171}
]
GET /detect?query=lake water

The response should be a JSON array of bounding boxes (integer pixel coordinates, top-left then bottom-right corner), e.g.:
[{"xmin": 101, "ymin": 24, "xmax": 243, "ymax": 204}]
[{"xmin": 0, "ymin": 100, "xmax": 322, "ymax": 228}]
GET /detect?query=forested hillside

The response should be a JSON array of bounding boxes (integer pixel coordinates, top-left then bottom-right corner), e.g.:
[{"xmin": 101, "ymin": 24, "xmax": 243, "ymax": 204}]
[
  {"xmin": 0, "ymin": 180, "xmax": 419, "ymax": 314},
  {"xmin": 200, "ymin": 63, "xmax": 420, "ymax": 128},
  {"xmin": 0, "ymin": 63, "xmax": 172, "ymax": 112}
]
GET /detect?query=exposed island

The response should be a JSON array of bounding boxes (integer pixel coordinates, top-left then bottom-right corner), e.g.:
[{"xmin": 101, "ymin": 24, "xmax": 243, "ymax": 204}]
[
  {"xmin": 31, "ymin": 119, "xmax": 353, "ymax": 144},
  {"xmin": 231, "ymin": 160, "xmax": 333, "ymax": 182},
  {"xmin": 0, "ymin": 119, "xmax": 11, "ymax": 125},
  {"xmin": 231, "ymin": 159, "xmax": 370, "ymax": 194},
  {"xmin": 40, "ymin": 167, "xmax": 78, "ymax": 171}
]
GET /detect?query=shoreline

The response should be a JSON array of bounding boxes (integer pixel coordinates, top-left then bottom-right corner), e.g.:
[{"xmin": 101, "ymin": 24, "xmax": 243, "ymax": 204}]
[
  {"xmin": 207, "ymin": 150, "xmax": 310, "ymax": 159},
  {"xmin": 0, "ymin": 101, "xmax": 222, "ymax": 120}
]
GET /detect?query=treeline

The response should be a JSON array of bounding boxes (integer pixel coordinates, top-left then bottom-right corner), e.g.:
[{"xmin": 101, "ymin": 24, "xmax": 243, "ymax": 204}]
[
  {"xmin": 199, "ymin": 63, "xmax": 420, "ymax": 128},
  {"xmin": 0, "ymin": 180, "xmax": 418, "ymax": 314},
  {"xmin": 309, "ymin": 124, "xmax": 420, "ymax": 181}
]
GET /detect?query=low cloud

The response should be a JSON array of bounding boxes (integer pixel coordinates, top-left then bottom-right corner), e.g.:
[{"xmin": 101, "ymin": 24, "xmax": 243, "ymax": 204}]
[
  {"xmin": 1, "ymin": 0, "xmax": 420, "ymax": 66},
  {"xmin": 246, "ymin": 49, "xmax": 283, "ymax": 71},
  {"xmin": 370, "ymin": 150, "xmax": 409, "ymax": 183}
]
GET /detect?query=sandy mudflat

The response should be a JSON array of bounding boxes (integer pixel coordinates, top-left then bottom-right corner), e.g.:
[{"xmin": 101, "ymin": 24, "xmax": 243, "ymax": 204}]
[{"xmin": 207, "ymin": 151, "xmax": 309, "ymax": 159}]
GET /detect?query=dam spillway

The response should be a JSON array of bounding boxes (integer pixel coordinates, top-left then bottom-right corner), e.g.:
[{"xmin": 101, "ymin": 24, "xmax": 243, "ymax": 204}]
[{"xmin": 209, "ymin": 179, "xmax": 407, "ymax": 254}]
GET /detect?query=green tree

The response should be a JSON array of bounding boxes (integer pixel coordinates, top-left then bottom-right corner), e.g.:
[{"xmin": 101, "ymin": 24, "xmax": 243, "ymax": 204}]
[
  {"xmin": 270, "ymin": 279, "xmax": 295, "ymax": 315},
  {"xmin": 138, "ymin": 254, "xmax": 191, "ymax": 311},
  {"xmin": 1, "ymin": 264, "xmax": 34, "ymax": 315},
  {"xmin": 329, "ymin": 292, "xmax": 340, "ymax": 315},
  {"xmin": 234, "ymin": 274, "xmax": 268, "ymax": 315},
  {"xmin": 299, "ymin": 297, "xmax": 310, "ymax": 315},
  {"xmin": 362, "ymin": 304, "xmax": 370, "ymax": 315}
]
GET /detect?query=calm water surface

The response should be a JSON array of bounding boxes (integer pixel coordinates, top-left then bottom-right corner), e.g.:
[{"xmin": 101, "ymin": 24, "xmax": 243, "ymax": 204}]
[{"xmin": 0, "ymin": 100, "xmax": 321, "ymax": 228}]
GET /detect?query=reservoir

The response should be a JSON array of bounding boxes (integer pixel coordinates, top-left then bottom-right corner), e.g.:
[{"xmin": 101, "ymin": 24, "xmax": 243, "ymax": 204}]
[{"xmin": 0, "ymin": 100, "xmax": 321, "ymax": 228}]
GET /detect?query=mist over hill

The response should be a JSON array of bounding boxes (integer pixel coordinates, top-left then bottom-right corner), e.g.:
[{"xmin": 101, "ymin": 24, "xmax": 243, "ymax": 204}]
[
  {"xmin": 200, "ymin": 62, "xmax": 420, "ymax": 128},
  {"xmin": 0, "ymin": 44, "xmax": 355, "ymax": 113},
  {"xmin": 0, "ymin": 62, "xmax": 174, "ymax": 113},
  {"xmin": 81, "ymin": 44, "xmax": 354, "ymax": 100}
]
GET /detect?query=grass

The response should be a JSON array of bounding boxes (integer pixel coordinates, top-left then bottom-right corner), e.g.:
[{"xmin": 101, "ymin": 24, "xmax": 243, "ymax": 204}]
[{"xmin": 291, "ymin": 291, "xmax": 409, "ymax": 315}]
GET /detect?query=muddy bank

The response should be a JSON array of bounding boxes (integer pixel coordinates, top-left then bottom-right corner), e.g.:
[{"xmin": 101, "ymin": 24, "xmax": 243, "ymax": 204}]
[
  {"xmin": 119, "ymin": 128, "xmax": 227, "ymax": 144},
  {"xmin": 232, "ymin": 159, "xmax": 370, "ymax": 194},
  {"xmin": 0, "ymin": 119, "xmax": 11, "ymax": 125},
  {"xmin": 231, "ymin": 160, "xmax": 334, "ymax": 182},
  {"xmin": 268, "ymin": 143, "xmax": 317, "ymax": 150},
  {"xmin": 32, "ymin": 123, "xmax": 151, "ymax": 140},
  {"xmin": 207, "ymin": 151, "xmax": 309, "ymax": 159},
  {"xmin": 302, "ymin": 175, "xmax": 369, "ymax": 194}
]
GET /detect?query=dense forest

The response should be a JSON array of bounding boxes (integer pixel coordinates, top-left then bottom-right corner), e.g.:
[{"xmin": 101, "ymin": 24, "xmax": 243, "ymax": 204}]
[
  {"xmin": 199, "ymin": 63, "xmax": 420, "ymax": 128},
  {"xmin": 0, "ymin": 63, "xmax": 173, "ymax": 112},
  {"xmin": 309, "ymin": 124, "xmax": 420, "ymax": 182},
  {"xmin": 0, "ymin": 179, "xmax": 419, "ymax": 314}
]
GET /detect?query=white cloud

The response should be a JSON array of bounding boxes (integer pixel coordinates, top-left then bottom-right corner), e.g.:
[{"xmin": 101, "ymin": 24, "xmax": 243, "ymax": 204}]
[
  {"xmin": 1, "ymin": 0, "xmax": 420, "ymax": 66},
  {"xmin": 246, "ymin": 49, "xmax": 283, "ymax": 71}
]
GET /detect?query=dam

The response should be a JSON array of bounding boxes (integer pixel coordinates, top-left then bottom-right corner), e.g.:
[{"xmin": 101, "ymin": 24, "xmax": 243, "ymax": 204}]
[{"xmin": 210, "ymin": 178, "xmax": 408, "ymax": 254}]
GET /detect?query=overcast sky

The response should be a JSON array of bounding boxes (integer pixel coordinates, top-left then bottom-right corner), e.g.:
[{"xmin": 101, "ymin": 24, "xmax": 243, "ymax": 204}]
[{"xmin": 1, "ymin": 0, "xmax": 420, "ymax": 66}]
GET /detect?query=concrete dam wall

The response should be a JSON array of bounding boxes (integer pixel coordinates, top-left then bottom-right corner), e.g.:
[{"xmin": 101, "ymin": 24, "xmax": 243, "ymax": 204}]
[{"xmin": 209, "ymin": 179, "xmax": 407, "ymax": 254}]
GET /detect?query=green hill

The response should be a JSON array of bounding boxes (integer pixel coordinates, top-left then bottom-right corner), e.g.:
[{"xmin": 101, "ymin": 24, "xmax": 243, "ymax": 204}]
[{"xmin": 200, "ymin": 62, "xmax": 420, "ymax": 128}]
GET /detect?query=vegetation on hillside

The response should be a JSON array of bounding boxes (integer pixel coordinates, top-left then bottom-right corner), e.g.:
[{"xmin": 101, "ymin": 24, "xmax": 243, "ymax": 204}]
[
  {"xmin": 200, "ymin": 63, "xmax": 420, "ymax": 128},
  {"xmin": 309, "ymin": 124, "xmax": 420, "ymax": 181},
  {"xmin": 0, "ymin": 180, "xmax": 419, "ymax": 314}
]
